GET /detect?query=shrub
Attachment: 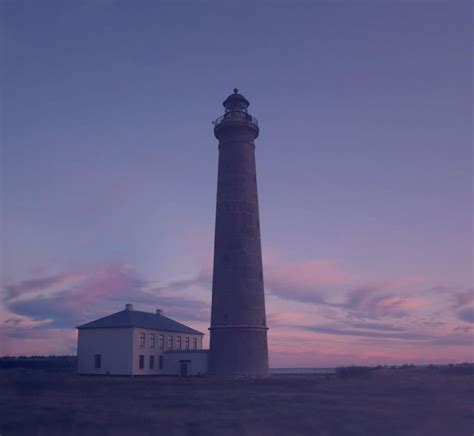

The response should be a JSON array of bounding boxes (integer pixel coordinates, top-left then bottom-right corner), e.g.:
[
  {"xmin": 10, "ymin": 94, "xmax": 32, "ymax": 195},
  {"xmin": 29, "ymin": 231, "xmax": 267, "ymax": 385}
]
[
  {"xmin": 0, "ymin": 356, "xmax": 76, "ymax": 371},
  {"xmin": 441, "ymin": 363, "xmax": 474, "ymax": 375},
  {"xmin": 335, "ymin": 366, "xmax": 375, "ymax": 379}
]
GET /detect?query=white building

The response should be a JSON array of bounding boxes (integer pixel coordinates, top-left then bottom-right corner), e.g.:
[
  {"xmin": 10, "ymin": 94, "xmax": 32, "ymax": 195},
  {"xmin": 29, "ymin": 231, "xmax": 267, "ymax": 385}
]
[{"xmin": 77, "ymin": 304, "xmax": 208, "ymax": 376}]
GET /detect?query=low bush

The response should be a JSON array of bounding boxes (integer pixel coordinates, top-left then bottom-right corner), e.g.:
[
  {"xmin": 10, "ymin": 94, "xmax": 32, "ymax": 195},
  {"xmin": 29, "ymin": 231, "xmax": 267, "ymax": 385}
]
[
  {"xmin": 0, "ymin": 356, "xmax": 76, "ymax": 371},
  {"xmin": 441, "ymin": 363, "xmax": 474, "ymax": 375},
  {"xmin": 335, "ymin": 366, "xmax": 376, "ymax": 379}
]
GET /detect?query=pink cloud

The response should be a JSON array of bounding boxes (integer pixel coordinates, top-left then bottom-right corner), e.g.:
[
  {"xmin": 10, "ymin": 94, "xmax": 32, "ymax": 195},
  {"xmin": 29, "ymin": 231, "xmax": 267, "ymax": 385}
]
[
  {"xmin": 2, "ymin": 254, "xmax": 472, "ymax": 366},
  {"xmin": 1, "ymin": 263, "xmax": 149, "ymax": 346},
  {"xmin": 267, "ymin": 311, "xmax": 308, "ymax": 326},
  {"xmin": 5, "ymin": 271, "xmax": 87, "ymax": 303},
  {"xmin": 343, "ymin": 277, "xmax": 428, "ymax": 319},
  {"xmin": 58, "ymin": 264, "xmax": 141, "ymax": 310},
  {"xmin": 1, "ymin": 263, "xmax": 209, "ymax": 356},
  {"xmin": 262, "ymin": 247, "xmax": 282, "ymax": 268},
  {"xmin": 265, "ymin": 259, "xmax": 350, "ymax": 302},
  {"xmin": 0, "ymin": 328, "xmax": 77, "ymax": 356},
  {"xmin": 268, "ymin": 327, "xmax": 473, "ymax": 367},
  {"xmin": 2, "ymin": 264, "xmax": 144, "ymax": 315},
  {"xmin": 377, "ymin": 296, "xmax": 425, "ymax": 310},
  {"xmin": 0, "ymin": 303, "xmax": 53, "ymax": 329},
  {"xmin": 451, "ymin": 288, "xmax": 473, "ymax": 308},
  {"xmin": 370, "ymin": 275, "xmax": 425, "ymax": 291},
  {"xmin": 262, "ymin": 255, "xmax": 426, "ymax": 321}
]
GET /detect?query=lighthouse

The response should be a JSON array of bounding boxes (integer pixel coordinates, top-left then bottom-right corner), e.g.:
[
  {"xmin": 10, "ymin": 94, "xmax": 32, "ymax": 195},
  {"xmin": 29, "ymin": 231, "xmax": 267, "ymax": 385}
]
[{"xmin": 208, "ymin": 89, "xmax": 269, "ymax": 376}]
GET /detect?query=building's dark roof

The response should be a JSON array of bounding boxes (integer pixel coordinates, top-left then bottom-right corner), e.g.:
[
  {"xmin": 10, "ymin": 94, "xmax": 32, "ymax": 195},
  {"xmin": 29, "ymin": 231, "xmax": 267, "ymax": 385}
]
[{"xmin": 77, "ymin": 309, "xmax": 204, "ymax": 335}]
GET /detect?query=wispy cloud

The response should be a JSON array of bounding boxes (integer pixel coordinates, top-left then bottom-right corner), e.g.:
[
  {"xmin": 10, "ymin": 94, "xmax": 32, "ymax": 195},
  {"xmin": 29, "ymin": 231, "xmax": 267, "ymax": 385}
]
[
  {"xmin": 0, "ymin": 327, "xmax": 77, "ymax": 356},
  {"xmin": 301, "ymin": 324, "xmax": 428, "ymax": 341},
  {"xmin": 265, "ymin": 259, "xmax": 350, "ymax": 303},
  {"xmin": 456, "ymin": 307, "xmax": 474, "ymax": 323},
  {"xmin": 1, "ymin": 255, "xmax": 472, "ymax": 364},
  {"xmin": 0, "ymin": 261, "xmax": 211, "ymax": 354},
  {"xmin": 5, "ymin": 272, "xmax": 87, "ymax": 304},
  {"xmin": 343, "ymin": 289, "xmax": 426, "ymax": 319},
  {"xmin": 348, "ymin": 321, "xmax": 406, "ymax": 332}
]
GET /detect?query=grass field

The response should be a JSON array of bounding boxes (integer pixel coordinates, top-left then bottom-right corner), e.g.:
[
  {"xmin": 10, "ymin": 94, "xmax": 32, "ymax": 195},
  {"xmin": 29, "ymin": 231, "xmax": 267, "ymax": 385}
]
[{"xmin": 0, "ymin": 365, "xmax": 472, "ymax": 436}]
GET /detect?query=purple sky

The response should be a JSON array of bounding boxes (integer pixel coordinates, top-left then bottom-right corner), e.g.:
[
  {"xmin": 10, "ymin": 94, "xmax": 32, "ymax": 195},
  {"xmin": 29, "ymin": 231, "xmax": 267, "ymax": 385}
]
[{"xmin": 1, "ymin": 0, "xmax": 472, "ymax": 366}]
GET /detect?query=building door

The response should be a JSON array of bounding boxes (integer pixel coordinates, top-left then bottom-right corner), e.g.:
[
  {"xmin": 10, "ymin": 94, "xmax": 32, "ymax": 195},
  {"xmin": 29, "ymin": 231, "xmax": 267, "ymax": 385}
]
[{"xmin": 179, "ymin": 362, "xmax": 188, "ymax": 377}]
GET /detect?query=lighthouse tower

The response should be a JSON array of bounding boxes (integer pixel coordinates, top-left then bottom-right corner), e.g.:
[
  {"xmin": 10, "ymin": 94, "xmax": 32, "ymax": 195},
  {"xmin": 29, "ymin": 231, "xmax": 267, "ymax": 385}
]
[{"xmin": 208, "ymin": 89, "xmax": 269, "ymax": 376}]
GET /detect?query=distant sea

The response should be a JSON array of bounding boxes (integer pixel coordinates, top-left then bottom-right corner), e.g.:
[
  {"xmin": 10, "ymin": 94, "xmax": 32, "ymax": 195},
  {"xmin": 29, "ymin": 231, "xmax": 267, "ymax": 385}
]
[
  {"xmin": 270, "ymin": 364, "xmax": 456, "ymax": 374},
  {"xmin": 270, "ymin": 368, "xmax": 336, "ymax": 374}
]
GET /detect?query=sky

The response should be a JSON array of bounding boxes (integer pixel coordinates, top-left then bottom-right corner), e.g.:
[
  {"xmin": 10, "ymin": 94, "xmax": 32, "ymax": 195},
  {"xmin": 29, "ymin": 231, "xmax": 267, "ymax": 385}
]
[{"xmin": 1, "ymin": 0, "xmax": 472, "ymax": 366}]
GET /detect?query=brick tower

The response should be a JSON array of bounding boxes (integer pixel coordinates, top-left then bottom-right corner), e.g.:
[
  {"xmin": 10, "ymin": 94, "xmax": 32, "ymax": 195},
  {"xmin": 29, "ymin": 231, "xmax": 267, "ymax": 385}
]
[{"xmin": 208, "ymin": 89, "xmax": 269, "ymax": 376}]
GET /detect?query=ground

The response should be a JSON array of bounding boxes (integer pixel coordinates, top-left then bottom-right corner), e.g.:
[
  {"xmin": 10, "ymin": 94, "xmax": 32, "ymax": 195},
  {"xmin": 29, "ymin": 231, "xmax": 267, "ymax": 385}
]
[{"xmin": 0, "ymin": 366, "xmax": 472, "ymax": 436}]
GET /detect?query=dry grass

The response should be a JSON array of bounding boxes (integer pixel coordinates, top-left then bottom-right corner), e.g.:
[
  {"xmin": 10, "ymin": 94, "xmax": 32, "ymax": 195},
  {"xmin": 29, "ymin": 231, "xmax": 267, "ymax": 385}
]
[{"xmin": 0, "ymin": 366, "xmax": 472, "ymax": 436}]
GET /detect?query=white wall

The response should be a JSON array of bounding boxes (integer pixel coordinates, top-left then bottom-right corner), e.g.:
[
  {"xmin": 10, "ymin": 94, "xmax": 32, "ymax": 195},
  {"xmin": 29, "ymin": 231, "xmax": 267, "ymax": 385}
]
[
  {"xmin": 131, "ymin": 328, "xmax": 204, "ymax": 375},
  {"xmin": 77, "ymin": 327, "xmax": 205, "ymax": 376},
  {"xmin": 77, "ymin": 328, "xmax": 133, "ymax": 375},
  {"xmin": 162, "ymin": 351, "xmax": 209, "ymax": 376}
]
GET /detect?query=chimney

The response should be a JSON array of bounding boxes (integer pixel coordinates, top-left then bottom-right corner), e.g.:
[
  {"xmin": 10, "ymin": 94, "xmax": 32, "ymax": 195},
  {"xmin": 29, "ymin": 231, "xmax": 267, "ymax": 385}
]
[
  {"xmin": 125, "ymin": 304, "xmax": 134, "ymax": 311},
  {"xmin": 156, "ymin": 309, "xmax": 163, "ymax": 316}
]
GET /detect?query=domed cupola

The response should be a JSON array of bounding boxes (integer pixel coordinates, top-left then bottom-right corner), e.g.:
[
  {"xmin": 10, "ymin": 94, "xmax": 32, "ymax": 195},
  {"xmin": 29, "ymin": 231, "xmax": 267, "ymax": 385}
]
[{"xmin": 223, "ymin": 88, "xmax": 250, "ymax": 113}]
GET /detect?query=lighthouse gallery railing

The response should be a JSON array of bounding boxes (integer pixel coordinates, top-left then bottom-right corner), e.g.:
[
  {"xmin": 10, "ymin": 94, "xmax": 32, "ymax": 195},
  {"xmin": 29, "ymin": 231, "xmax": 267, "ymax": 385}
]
[{"xmin": 213, "ymin": 111, "xmax": 259, "ymax": 128}]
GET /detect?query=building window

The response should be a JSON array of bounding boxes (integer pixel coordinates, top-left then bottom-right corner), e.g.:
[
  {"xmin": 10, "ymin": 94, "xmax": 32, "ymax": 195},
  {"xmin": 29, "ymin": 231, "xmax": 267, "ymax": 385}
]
[
  {"xmin": 193, "ymin": 338, "xmax": 198, "ymax": 350},
  {"xmin": 167, "ymin": 335, "xmax": 173, "ymax": 349},
  {"xmin": 185, "ymin": 337, "xmax": 190, "ymax": 349},
  {"xmin": 94, "ymin": 354, "xmax": 101, "ymax": 369},
  {"xmin": 139, "ymin": 355, "xmax": 144, "ymax": 369},
  {"xmin": 159, "ymin": 355, "xmax": 163, "ymax": 369},
  {"xmin": 176, "ymin": 336, "xmax": 182, "ymax": 349},
  {"xmin": 159, "ymin": 335, "xmax": 164, "ymax": 349},
  {"xmin": 149, "ymin": 355, "xmax": 155, "ymax": 369},
  {"xmin": 149, "ymin": 333, "xmax": 155, "ymax": 348},
  {"xmin": 140, "ymin": 332, "xmax": 146, "ymax": 347}
]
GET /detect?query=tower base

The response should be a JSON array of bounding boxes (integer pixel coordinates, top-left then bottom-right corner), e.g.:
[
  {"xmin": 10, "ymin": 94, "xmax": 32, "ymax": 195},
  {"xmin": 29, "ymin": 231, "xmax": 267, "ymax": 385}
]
[{"xmin": 208, "ymin": 327, "xmax": 269, "ymax": 377}]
